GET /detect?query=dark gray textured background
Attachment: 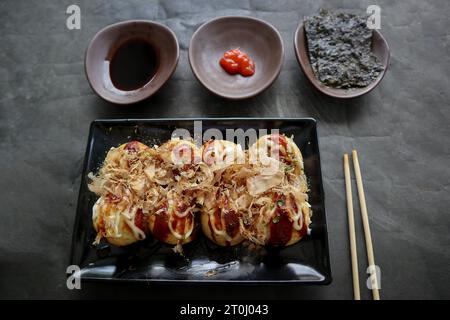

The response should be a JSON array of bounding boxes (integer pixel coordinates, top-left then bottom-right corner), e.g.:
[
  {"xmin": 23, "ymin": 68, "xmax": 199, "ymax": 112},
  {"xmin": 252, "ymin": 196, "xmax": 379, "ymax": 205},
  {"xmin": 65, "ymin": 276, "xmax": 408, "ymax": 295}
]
[{"xmin": 0, "ymin": 0, "xmax": 449, "ymax": 299}]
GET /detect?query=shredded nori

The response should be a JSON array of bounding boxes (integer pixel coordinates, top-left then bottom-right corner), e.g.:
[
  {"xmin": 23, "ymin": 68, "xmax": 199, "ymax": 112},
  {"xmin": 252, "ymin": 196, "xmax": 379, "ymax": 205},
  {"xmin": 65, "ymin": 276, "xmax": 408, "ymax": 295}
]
[{"xmin": 304, "ymin": 9, "xmax": 384, "ymax": 89}]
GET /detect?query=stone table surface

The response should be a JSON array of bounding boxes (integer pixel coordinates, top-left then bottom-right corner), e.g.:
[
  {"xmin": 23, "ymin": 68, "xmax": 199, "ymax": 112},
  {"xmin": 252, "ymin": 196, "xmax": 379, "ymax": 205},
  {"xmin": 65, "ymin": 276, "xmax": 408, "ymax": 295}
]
[{"xmin": 0, "ymin": 0, "xmax": 449, "ymax": 299}]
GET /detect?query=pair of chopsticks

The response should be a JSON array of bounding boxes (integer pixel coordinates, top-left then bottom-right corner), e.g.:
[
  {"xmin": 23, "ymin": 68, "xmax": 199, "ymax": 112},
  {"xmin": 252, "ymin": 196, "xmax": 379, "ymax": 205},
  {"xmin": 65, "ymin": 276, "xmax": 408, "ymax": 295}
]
[{"xmin": 344, "ymin": 150, "xmax": 380, "ymax": 300}]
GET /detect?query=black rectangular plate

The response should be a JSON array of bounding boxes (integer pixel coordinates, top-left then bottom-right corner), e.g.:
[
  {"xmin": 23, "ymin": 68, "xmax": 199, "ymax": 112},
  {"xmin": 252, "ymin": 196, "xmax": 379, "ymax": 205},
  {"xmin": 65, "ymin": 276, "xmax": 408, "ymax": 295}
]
[{"xmin": 70, "ymin": 118, "xmax": 331, "ymax": 284}]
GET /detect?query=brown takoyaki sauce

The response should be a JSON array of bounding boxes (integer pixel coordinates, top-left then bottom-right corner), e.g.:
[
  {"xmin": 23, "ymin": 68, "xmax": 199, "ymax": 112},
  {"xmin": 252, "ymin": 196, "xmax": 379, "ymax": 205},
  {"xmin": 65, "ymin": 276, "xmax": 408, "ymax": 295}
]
[
  {"xmin": 172, "ymin": 214, "xmax": 186, "ymax": 234},
  {"xmin": 268, "ymin": 208, "xmax": 293, "ymax": 246},
  {"xmin": 268, "ymin": 194, "xmax": 292, "ymax": 246},
  {"xmin": 223, "ymin": 210, "xmax": 240, "ymax": 238},
  {"xmin": 152, "ymin": 205, "xmax": 170, "ymax": 242},
  {"xmin": 134, "ymin": 209, "xmax": 146, "ymax": 231}
]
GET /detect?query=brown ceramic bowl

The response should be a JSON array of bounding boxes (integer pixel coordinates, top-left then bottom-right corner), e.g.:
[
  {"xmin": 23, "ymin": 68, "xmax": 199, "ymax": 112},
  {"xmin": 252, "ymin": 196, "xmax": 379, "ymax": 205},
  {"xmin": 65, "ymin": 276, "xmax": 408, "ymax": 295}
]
[
  {"xmin": 294, "ymin": 24, "xmax": 390, "ymax": 99},
  {"xmin": 189, "ymin": 16, "xmax": 284, "ymax": 100},
  {"xmin": 85, "ymin": 20, "xmax": 179, "ymax": 105}
]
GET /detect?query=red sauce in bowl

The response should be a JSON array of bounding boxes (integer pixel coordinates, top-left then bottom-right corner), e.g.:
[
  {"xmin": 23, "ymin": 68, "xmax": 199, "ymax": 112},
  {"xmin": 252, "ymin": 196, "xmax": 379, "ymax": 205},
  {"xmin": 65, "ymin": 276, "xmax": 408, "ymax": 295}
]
[{"xmin": 219, "ymin": 48, "xmax": 255, "ymax": 77}]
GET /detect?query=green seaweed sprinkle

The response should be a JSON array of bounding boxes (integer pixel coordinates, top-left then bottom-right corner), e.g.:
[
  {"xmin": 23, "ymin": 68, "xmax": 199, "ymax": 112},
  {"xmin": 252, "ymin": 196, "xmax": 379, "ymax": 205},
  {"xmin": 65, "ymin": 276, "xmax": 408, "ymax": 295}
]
[{"xmin": 272, "ymin": 215, "xmax": 281, "ymax": 224}]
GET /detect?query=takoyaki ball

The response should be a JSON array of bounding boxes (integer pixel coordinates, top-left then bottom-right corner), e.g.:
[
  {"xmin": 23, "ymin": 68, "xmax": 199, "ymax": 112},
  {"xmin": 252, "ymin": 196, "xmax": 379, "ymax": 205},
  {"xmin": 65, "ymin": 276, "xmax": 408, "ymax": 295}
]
[
  {"xmin": 249, "ymin": 134, "xmax": 304, "ymax": 176},
  {"xmin": 242, "ymin": 191, "xmax": 311, "ymax": 247},
  {"xmin": 155, "ymin": 138, "xmax": 214, "ymax": 190},
  {"xmin": 201, "ymin": 140, "xmax": 245, "ymax": 171},
  {"xmin": 104, "ymin": 141, "xmax": 151, "ymax": 169},
  {"xmin": 201, "ymin": 192, "xmax": 244, "ymax": 246},
  {"xmin": 148, "ymin": 192, "xmax": 198, "ymax": 245},
  {"xmin": 157, "ymin": 139, "xmax": 201, "ymax": 166},
  {"xmin": 92, "ymin": 196, "xmax": 147, "ymax": 247}
]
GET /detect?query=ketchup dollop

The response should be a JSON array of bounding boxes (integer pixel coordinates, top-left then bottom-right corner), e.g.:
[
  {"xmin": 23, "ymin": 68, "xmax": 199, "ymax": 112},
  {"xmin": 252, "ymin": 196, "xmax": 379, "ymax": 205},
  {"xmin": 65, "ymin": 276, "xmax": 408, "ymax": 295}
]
[{"xmin": 219, "ymin": 48, "xmax": 255, "ymax": 77}]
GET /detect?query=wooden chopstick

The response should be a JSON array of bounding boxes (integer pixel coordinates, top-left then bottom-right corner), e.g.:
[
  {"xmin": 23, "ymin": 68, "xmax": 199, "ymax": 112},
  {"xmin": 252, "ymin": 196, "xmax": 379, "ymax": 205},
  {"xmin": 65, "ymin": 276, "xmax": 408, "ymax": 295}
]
[
  {"xmin": 352, "ymin": 150, "xmax": 380, "ymax": 300},
  {"xmin": 344, "ymin": 154, "xmax": 361, "ymax": 300}
]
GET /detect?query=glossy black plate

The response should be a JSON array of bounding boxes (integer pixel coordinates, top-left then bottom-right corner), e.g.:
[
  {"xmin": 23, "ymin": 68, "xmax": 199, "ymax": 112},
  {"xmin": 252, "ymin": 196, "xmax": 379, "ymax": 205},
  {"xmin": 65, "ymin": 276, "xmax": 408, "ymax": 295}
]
[{"xmin": 70, "ymin": 118, "xmax": 331, "ymax": 284}]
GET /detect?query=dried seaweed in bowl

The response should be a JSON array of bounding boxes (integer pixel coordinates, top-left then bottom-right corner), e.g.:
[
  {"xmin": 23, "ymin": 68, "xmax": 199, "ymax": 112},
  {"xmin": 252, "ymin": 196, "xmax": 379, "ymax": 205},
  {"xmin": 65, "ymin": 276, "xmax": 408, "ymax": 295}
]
[{"xmin": 304, "ymin": 9, "xmax": 384, "ymax": 89}]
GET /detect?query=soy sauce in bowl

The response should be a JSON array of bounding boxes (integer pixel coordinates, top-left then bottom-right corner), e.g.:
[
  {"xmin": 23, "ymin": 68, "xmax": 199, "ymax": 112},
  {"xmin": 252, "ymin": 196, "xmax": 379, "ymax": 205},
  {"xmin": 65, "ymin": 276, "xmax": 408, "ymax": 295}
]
[
  {"xmin": 85, "ymin": 20, "xmax": 179, "ymax": 104},
  {"xmin": 109, "ymin": 39, "xmax": 158, "ymax": 91}
]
